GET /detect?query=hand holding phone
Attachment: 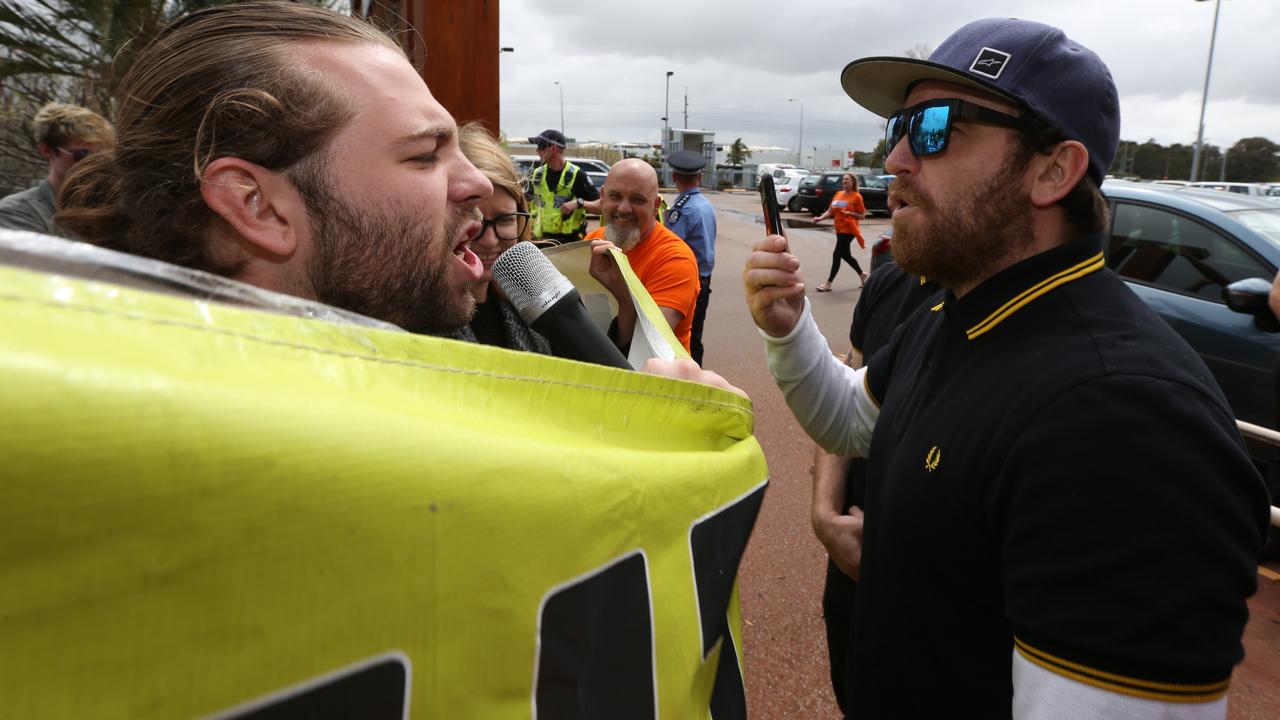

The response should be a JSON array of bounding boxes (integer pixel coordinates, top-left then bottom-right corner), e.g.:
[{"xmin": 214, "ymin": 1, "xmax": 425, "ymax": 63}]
[
  {"xmin": 747, "ymin": 174, "xmax": 805, "ymax": 337},
  {"xmin": 758, "ymin": 175, "xmax": 788, "ymax": 250}
]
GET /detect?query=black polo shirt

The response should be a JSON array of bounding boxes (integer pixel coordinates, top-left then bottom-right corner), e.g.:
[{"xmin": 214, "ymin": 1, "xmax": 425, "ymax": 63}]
[
  {"xmin": 847, "ymin": 266, "xmax": 942, "ymax": 506},
  {"xmin": 853, "ymin": 233, "xmax": 1269, "ymax": 716}
]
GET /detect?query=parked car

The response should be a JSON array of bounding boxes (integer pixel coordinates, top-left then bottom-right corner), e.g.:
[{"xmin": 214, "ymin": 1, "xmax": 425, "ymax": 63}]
[
  {"xmin": 566, "ymin": 157, "xmax": 611, "ymax": 190},
  {"xmin": 511, "ymin": 154, "xmax": 539, "ymax": 176},
  {"xmin": 775, "ymin": 171, "xmax": 810, "ymax": 212},
  {"xmin": 757, "ymin": 162, "xmax": 804, "ymax": 180},
  {"xmin": 795, "ymin": 171, "xmax": 890, "ymax": 216},
  {"xmin": 855, "ymin": 173, "xmax": 890, "ymax": 216},
  {"xmin": 1183, "ymin": 181, "xmax": 1269, "ymax": 197},
  {"xmin": 510, "ymin": 155, "xmax": 611, "ymax": 190},
  {"xmin": 1101, "ymin": 181, "xmax": 1280, "ymax": 498}
]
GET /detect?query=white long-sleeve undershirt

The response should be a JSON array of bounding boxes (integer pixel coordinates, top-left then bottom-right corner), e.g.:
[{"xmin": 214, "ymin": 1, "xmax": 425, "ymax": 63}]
[{"xmin": 760, "ymin": 298, "xmax": 879, "ymax": 458}]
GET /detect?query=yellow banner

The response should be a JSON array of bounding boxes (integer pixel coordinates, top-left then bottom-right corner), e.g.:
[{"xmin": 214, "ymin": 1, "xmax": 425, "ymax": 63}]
[{"xmin": 0, "ymin": 262, "xmax": 765, "ymax": 719}]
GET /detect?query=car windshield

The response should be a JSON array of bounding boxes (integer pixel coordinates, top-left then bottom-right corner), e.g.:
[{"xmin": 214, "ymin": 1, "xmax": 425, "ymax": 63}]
[
  {"xmin": 1231, "ymin": 209, "xmax": 1280, "ymax": 247},
  {"xmin": 800, "ymin": 176, "xmax": 819, "ymax": 188},
  {"xmin": 859, "ymin": 175, "xmax": 886, "ymax": 190}
]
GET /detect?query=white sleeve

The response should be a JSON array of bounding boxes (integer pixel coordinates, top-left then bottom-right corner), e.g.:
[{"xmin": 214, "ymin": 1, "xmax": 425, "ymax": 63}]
[
  {"xmin": 1012, "ymin": 649, "xmax": 1226, "ymax": 720},
  {"xmin": 760, "ymin": 298, "xmax": 879, "ymax": 457}
]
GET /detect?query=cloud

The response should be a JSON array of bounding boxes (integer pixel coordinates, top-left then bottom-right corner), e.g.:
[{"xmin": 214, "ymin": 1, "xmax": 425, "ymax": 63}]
[{"xmin": 498, "ymin": 0, "xmax": 1280, "ymax": 150}]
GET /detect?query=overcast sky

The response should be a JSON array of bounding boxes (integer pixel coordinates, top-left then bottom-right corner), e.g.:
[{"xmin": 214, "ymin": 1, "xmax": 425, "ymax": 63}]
[{"xmin": 498, "ymin": 0, "xmax": 1280, "ymax": 153}]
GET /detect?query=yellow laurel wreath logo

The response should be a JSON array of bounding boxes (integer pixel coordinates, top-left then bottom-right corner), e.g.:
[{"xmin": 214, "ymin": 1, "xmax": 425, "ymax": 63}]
[{"xmin": 925, "ymin": 446, "xmax": 941, "ymax": 472}]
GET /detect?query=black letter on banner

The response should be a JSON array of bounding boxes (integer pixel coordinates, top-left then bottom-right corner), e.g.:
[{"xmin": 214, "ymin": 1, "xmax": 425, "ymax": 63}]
[
  {"xmin": 690, "ymin": 484, "xmax": 766, "ymax": 719},
  {"xmin": 535, "ymin": 551, "xmax": 655, "ymax": 719}
]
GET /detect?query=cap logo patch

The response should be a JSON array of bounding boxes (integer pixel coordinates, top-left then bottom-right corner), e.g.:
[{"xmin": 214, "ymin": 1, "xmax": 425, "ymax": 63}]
[{"xmin": 970, "ymin": 47, "xmax": 1011, "ymax": 79}]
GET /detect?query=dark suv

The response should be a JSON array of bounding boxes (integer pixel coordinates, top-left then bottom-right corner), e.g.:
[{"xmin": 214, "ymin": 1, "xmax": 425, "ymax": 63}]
[{"xmin": 794, "ymin": 171, "xmax": 889, "ymax": 216}]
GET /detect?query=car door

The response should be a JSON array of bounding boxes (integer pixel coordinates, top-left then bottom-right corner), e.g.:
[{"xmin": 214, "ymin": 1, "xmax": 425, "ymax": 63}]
[
  {"xmin": 857, "ymin": 174, "xmax": 889, "ymax": 215},
  {"xmin": 1106, "ymin": 200, "xmax": 1280, "ymax": 443},
  {"xmin": 814, "ymin": 174, "xmax": 842, "ymax": 213}
]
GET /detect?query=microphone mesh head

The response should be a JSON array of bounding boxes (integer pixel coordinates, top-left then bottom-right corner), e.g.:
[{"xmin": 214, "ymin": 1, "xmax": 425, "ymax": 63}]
[{"xmin": 491, "ymin": 242, "xmax": 576, "ymax": 324}]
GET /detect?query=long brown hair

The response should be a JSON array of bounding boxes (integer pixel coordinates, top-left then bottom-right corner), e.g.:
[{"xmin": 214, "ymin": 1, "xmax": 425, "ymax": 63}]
[{"xmin": 58, "ymin": 2, "xmax": 400, "ymax": 275}]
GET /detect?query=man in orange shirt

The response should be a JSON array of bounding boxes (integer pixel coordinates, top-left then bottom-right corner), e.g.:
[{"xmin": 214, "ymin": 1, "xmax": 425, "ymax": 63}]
[{"xmin": 586, "ymin": 159, "xmax": 700, "ymax": 353}]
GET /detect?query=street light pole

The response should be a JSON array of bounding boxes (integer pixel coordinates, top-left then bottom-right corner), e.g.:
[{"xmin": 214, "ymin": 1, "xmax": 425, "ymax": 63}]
[
  {"xmin": 664, "ymin": 71, "xmax": 674, "ymax": 158},
  {"xmin": 1190, "ymin": 0, "xmax": 1222, "ymax": 183},
  {"xmin": 788, "ymin": 98, "xmax": 803, "ymax": 167},
  {"xmin": 554, "ymin": 81, "xmax": 564, "ymax": 135}
]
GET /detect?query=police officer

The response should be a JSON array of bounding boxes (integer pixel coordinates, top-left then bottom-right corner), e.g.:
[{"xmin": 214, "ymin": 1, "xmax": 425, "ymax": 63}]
[
  {"xmin": 663, "ymin": 150, "xmax": 716, "ymax": 365},
  {"xmin": 526, "ymin": 129, "xmax": 599, "ymax": 245}
]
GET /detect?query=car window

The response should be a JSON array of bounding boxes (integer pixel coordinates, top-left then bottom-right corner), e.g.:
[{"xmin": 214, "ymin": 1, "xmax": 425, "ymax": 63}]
[
  {"xmin": 1231, "ymin": 210, "xmax": 1280, "ymax": 247},
  {"xmin": 821, "ymin": 176, "xmax": 842, "ymax": 187},
  {"xmin": 859, "ymin": 175, "xmax": 886, "ymax": 190},
  {"xmin": 1108, "ymin": 202, "xmax": 1272, "ymax": 302},
  {"xmin": 800, "ymin": 176, "xmax": 819, "ymax": 188},
  {"xmin": 570, "ymin": 160, "xmax": 610, "ymax": 172}
]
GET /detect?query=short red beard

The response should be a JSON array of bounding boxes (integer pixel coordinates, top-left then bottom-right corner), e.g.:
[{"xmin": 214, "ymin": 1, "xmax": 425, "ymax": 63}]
[{"xmin": 891, "ymin": 150, "xmax": 1035, "ymax": 292}]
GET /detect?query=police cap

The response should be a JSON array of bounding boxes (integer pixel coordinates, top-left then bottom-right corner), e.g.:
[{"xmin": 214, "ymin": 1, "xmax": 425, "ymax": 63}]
[
  {"xmin": 667, "ymin": 150, "xmax": 706, "ymax": 175},
  {"xmin": 530, "ymin": 129, "xmax": 567, "ymax": 149}
]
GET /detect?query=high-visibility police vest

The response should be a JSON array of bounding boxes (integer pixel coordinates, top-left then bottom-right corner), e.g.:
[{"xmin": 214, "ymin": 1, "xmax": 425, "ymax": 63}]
[{"xmin": 531, "ymin": 162, "xmax": 587, "ymax": 238}]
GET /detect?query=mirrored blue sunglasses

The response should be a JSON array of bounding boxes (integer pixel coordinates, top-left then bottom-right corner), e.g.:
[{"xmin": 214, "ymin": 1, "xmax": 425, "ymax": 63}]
[{"xmin": 885, "ymin": 99, "xmax": 1027, "ymax": 157}]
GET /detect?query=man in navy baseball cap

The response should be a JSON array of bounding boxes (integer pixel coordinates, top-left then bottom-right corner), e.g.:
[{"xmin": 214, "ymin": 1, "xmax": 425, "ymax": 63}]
[{"xmin": 744, "ymin": 17, "xmax": 1267, "ymax": 719}]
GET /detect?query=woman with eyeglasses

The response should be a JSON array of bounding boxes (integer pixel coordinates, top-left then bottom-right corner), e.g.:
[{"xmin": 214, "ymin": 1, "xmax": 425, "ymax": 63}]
[
  {"xmin": 458, "ymin": 124, "xmax": 552, "ymax": 354},
  {"xmin": 813, "ymin": 172, "xmax": 869, "ymax": 292}
]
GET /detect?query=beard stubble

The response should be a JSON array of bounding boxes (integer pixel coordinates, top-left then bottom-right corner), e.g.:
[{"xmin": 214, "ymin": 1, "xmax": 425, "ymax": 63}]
[
  {"xmin": 295, "ymin": 166, "xmax": 477, "ymax": 336},
  {"xmin": 890, "ymin": 149, "xmax": 1036, "ymax": 292}
]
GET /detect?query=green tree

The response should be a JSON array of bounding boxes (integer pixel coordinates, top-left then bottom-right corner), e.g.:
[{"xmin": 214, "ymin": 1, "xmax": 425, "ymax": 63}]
[
  {"xmin": 0, "ymin": 0, "xmax": 340, "ymax": 191},
  {"xmin": 727, "ymin": 137, "xmax": 751, "ymax": 167},
  {"xmin": 1224, "ymin": 137, "xmax": 1280, "ymax": 182}
]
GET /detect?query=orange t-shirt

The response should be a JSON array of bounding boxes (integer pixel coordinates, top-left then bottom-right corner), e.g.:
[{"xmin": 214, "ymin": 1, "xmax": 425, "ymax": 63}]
[
  {"xmin": 585, "ymin": 224, "xmax": 700, "ymax": 352},
  {"xmin": 829, "ymin": 190, "xmax": 866, "ymax": 238}
]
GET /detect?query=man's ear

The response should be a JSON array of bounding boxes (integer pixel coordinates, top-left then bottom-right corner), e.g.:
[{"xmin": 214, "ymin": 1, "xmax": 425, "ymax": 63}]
[
  {"xmin": 200, "ymin": 157, "xmax": 308, "ymax": 259},
  {"xmin": 36, "ymin": 143, "xmax": 55, "ymax": 162},
  {"xmin": 1029, "ymin": 140, "xmax": 1089, "ymax": 208}
]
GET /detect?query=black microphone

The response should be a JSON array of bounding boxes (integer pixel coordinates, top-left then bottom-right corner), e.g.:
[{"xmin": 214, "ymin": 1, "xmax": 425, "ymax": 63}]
[{"xmin": 491, "ymin": 242, "xmax": 632, "ymax": 369}]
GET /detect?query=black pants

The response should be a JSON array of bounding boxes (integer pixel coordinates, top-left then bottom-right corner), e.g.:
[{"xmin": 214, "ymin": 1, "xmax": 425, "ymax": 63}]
[
  {"xmin": 827, "ymin": 233, "xmax": 864, "ymax": 283},
  {"xmin": 690, "ymin": 276, "xmax": 712, "ymax": 365}
]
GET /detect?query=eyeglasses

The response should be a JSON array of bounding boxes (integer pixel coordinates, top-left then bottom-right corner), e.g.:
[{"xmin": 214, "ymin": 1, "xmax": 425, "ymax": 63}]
[
  {"xmin": 479, "ymin": 211, "xmax": 531, "ymax": 241},
  {"xmin": 57, "ymin": 147, "xmax": 92, "ymax": 162},
  {"xmin": 885, "ymin": 99, "xmax": 1027, "ymax": 158}
]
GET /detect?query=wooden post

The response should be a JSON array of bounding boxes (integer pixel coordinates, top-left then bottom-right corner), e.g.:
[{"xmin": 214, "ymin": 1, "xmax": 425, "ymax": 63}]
[{"xmin": 363, "ymin": 0, "xmax": 500, "ymax": 134}]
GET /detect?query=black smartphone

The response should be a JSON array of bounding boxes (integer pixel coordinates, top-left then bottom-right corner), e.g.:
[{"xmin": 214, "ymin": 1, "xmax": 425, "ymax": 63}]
[{"xmin": 758, "ymin": 174, "xmax": 787, "ymax": 248}]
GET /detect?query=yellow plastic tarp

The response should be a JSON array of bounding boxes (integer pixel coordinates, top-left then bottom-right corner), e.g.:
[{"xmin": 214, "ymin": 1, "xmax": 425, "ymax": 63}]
[{"xmin": 0, "ymin": 262, "xmax": 766, "ymax": 718}]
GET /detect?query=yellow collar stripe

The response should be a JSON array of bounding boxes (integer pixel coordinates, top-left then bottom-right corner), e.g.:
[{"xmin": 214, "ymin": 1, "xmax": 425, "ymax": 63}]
[
  {"xmin": 930, "ymin": 301, "xmax": 944, "ymax": 312},
  {"xmin": 966, "ymin": 253, "xmax": 1104, "ymax": 340},
  {"xmin": 863, "ymin": 369, "xmax": 881, "ymax": 409},
  {"xmin": 1014, "ymin": 638, "xmax": 1229, "ymax": 703}
]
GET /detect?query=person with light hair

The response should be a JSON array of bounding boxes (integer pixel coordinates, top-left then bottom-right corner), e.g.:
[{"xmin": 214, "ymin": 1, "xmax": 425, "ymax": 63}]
[
  {"xmin": 0, "ymin": 102, "xmax": 114, "ymax": 235},
  {"xmin": 458, "ymin": 123, "xmax": 551, "ymax": 353}
]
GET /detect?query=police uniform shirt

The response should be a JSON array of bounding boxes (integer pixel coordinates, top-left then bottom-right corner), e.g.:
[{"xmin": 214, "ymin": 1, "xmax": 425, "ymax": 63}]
[
  {"xmin": 664, "ymin": 187, "xmax": 716, "ymax": 278},
  {"xmin": 850, "ymin": 234, "xmax": 1268, "ymax": 716}
]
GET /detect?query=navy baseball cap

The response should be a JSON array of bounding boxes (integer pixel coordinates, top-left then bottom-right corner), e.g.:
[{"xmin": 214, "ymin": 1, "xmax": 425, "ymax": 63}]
[
  {"xmin": 840, "ymin": 18, "xmax": 1119, "ymax": 184},
  {"xmin": 667, "ymin": 150, "xmax": 707, "ymax": 174},
  {"xmin": 530, "ymin": 129, "xmax": 567, "ymax": 149}
]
